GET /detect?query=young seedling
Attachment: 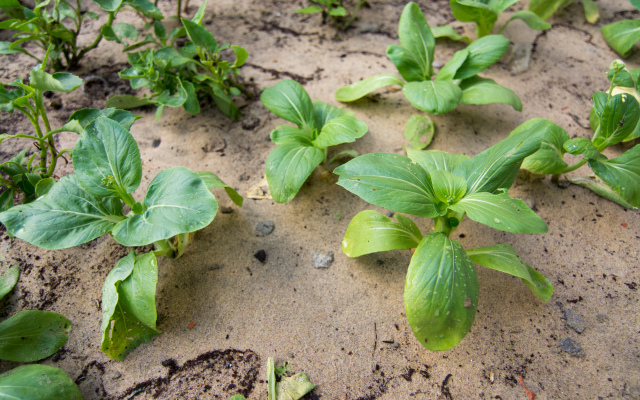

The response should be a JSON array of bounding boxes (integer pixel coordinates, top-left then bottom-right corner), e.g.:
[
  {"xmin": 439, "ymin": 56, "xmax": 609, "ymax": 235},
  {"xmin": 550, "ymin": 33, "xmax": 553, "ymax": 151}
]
[
  {"xmin": 261, "ymin": 79, "xmax": 368, "ymax": 203},
  {"xmin": 294, "ymin": 0, "xmax": 368, "ymax": 31},
  {"xmin": 0, "ymin": 265, "xmax": 81, "ymax": 399},
  {"xmin": 449, "ymin": 0, "xmax": 550, "ymax": 38},
  {"xmin": 0, "ymin": 0, "xmax": 162, "ymax": 70},
  {"xmin": 0, "ymin": 113, "xmax": 242, "ymax": 360},
  {"xmin": 521, "ymin": 60, "xmax": 640, "ymax": 209},
  {"xmin": 335, "ymin": 119, "xmax": 555, "ymax": 350},
  {"xmin": 335, "ymin": 2, "xmax": 522, "ymax": 115},
  {"xmin": 107, "ymin": 13, "xmax": 250, "ymax": 120},
  {"xmin": 601, "ymin": 1, "xmax": 640, "ymax": 58},
  {"xmin": 529, "ymin": 0, "xmax": 599, "ymax": 24}
]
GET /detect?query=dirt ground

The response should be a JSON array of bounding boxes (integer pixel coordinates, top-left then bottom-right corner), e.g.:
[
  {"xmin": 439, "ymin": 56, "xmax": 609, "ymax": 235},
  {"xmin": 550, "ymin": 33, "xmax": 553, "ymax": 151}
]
[{"xmin": 1, "ymin": 0, "xmax": 639, "ymax": 399}]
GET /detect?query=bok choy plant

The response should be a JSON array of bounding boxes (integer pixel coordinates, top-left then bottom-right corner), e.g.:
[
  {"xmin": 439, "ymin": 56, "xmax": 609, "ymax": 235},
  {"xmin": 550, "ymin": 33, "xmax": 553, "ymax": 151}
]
[
  {"xmin": 293, "ymin": 0, "xmax": 369, "ymax": 31},
  {"xmin": 0, "ymin": 113, "xmax": 242, "ymax": 360},
  {"xmin": 601, "ymin": 0, "xmax": 640, "ymax": 58},
  {"xmin": 529, "ymin": 0, "xmax": 599, "ymax": 24},
  {"xmin": 335, "ymin": 119, "xmax": 555, "ymax": 350},
  {"xmin": 261, "ymin": 79, "xmax": 368, "ymax": 203},
  {"xmin": 335, "ymin": 2, "xmax": 522, "ymax": 115}
]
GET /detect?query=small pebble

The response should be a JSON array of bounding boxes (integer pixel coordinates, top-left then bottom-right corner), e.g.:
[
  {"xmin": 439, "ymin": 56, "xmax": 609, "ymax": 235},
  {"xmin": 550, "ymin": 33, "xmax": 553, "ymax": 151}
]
[
  {"xmin": 208, "ymin": 263, "xmax": 222, "ymax": 271},
  {"xmin": 564, "ymin": 308, "xmax": 586, "ymax": 334},
  {"xmin": 256, "ymin": 221, "xmax": 275, "ymax": 235},
  {"xmin": 241, "ymin": 115, "xmax": 260, "ymax": 130},
  {"xmin": 254, "ymin": 249, "xmax": 267, "ymax": 263},
  {"xmin": 560, "ymin": 337, "xmax": 586, "ymax": 358},
  {"xmin": 358, "ymin": 23, "xmax": 382, "ymax": 33},
  {"xmin": 313, "ymin": 251, "xmax": 334, "ymax": 269},
  {"xmin": 152, "ymin": 139, "xmax": 161, "ymax": 148},
  {"xmin": 220, "ymin": 206, "xmax": 234, "ymax": 214}
]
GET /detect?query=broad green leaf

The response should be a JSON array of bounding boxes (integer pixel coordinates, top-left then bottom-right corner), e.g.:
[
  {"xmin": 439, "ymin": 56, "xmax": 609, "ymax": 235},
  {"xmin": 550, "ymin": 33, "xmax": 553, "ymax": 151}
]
[
  {"xmin": 632, "ymin": 0, "xmax": 640, "ymax": 11},
  {"xmin": 602, "ymin": 19, "xmax": 640, "ymax": 58},
  {"xmin": 334, "ymin": 153, "xmax": 439, "ymax": 218},
  {"xmin": 456, "ymin": 118, "xmax": 552, "ymax": 194},
  {"xmin": 403, "ymin": 80, "xmax": 462, "ymax": 114},
  {"xmin": 466, "ymin": 244, "xmax": 553, "ymax": 301},
  {"xmin": 397, "ymin": 2, "xmax": 435, "ymax": 78},
  {"xmin": 528, "ymin": 0, "xmax": 568, "ymax": 20},
  {"xmin": 313, "ymin": 100, "xmax": 353, "ymax": 130},
  {"xmin": 459, "ymin": 76, "xmax": 522, "ymax": 111},
  {"xmin": 342, "ymin": 210, "xmax": 423, "ymax": 257},
  {"xmin": 293, "ymin": 6, "xmax": 322, "ymax": 13},
  {"xmin": 407, "ymin": 149, "xmax": 471, "ymax": 172},
  {"xmin": 405, "ymin": 232, "xmax": 479, "ymax": 351},
  {"xmin": 124, "ymin": 0, "xmax": 163, "ymax": 19},
  {"xmin": 0, "ymin": 190, "xmax": 13, "ymax": 213},
  {"xmin": 196, "ymin": 171, "xmax": 243, "ymax": 206},
  {"xmin": 521, "ymin": 120, "xmax": 570, "ymax": 174},
  {"xmin": 270, "ymin": 126, "xmax": 312, "ymax": 146},
  {"xmin": 73, "ymin": 117, "xmax": 142, "ymax": 198},
  {"xmin": 111, "ymin": 167, "xmax": 218, "ymax": 246},
  {"xmin": 598, "ymin": 93, "xmax": 640, "ymax": 146},
  {"xmin": 157, "ymin": 83, "xmax": 188, "ymax": 107},
  {"xmin": 101, "ymin": 251, "xmax": 161, "ymax": 361},
  {"xmin": 0, "ymin": 310, "xmax": 70, "ymax": 362},
  {"xmin": 0, "ymin": 365, "xmax": 81, "ymax": 399},
  {"xmin": 588, "ymin": 145, "xmax": 640, "ymax": 207},
  {"xmin": 435, "ymin": 49, "xmax": 469, "ymax": 81},
  {"xmin": 430, "ymin": 169, "xmax": 467, "ymax": 205},
  {"xmin": 431, "ymin": 25, "xmax": 471, "ymax": 43},
  {"xmin": 404, "ymin": 114, "xmax": 434, "ymax": 149},
  {"xmin": 503, "ymin": 10, "xmax": 551, "ymax": 32},
  {"xmin": 563, "ymin": 137, "xmax": 599, "ymax": 158},
  {"xmin": 313, "ymin": 115, "xmax": 368, "ymax": 148},
  {"xmin": 568, "ymin": 176, "xmax": 636, "ymax": 209},
  {"xmin": 181, "ymin": 18, "xmax": 217, "ymax": 53},
  {"xmin": 92, "ymin": 0, "xmax": 123, "ymax": 11},
  {"xmin": 449, "ymin": 192, "xmax": 548, "ymax": 233},
  {"xmin": 276, "ymin": 371, "xmax": 316, "ymax": 400},
  {"xmin": 454, "ymin": 34, "xmax": 510, "ymax": 80},
  {"xmin": 29, "ymin": 70, "xmax": 82, "ymax": 93},
  {"xmin": 592, "ymin": 91, "xmax": 608, "ymax": 119},
  {"xmin": 0, "ymin": 265, "xmax": 19, "ymax": 301},
  {"xmin": 35, "ymin": 177, "xmax": 54, "ymax": 197},
  {"xmin": 0, "ymin": 175, "xmax": 123, "ymax": 250},
  {"xmin": 386, "ymin": 44, "xmax": 426, "ymax": 82},
  {"xmin": 265, "ymin": 144, "xmax": 325, "ymax": 203},
  {"xmin": 114, "ymin": 22, "xmax": 138, "ymax": 41},
  {"xmin": 261, "ymin": 80, "xmax": 315, "ymax": 132},
  {"xmin": 105, "ymin": 94, "xmax": 155, "ymax": 109},
  {"xmin": 64, "ymin": 108, "xmax": 139, "ymax": 133},
  {"xmin": 182, "ymin": 80, "xmax": 200, "ymax": 114},
  {"xmin": 335, "ymin": 74, "xmax": 405, "ymax": 102},
  {"xmin": 450, "ymin": 0, "xmax": 497, "ymax": 38},
  {"xmin": 153, "ymin": 20, "xmax": 166, "ymax": 40},
  {"xmin": 209, "ymin": 81, "xmax": 241, "ymax": 120},
  {"xmin": 232, "ymin": 45, "xmax": 249, "ymax": 67}
]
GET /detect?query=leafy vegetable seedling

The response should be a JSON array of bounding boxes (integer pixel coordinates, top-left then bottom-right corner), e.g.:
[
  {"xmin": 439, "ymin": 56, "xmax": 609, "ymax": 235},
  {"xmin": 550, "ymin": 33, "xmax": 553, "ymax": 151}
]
[
  {"xmin": 601, "ymin": 1, "xmax": 640, "ymax": 58},
  {"xmin": 529, "ymin": 0, "xmax": 599, "ymax": 24},
  {"xmin": 107, "ymin": 12, "xmax": 250, "ymax": 121},
  {"xmin": 521, "ymin": 60, "xmax": 640, "ymax": 209},
  {"xmin": 336, "ymin": 119, "xmax": 555, "ymax": 350},
  {"xmin": 261, "ymin": 79, "xmax": 368, "ymax": 203},
  {"xmin": 294, "ymin": 0, "xmax": 369, "ymax": 31},
  {"xmin": 335, "ymin": 2, "xmax": 522, "ymax": 115},
  {"xmin": 450, "ymin": 0, "xmax": 550, "ymax": 38},
  {"xmin": 0, "ymin": 113, "xmax": 242, "ymax": 360}
]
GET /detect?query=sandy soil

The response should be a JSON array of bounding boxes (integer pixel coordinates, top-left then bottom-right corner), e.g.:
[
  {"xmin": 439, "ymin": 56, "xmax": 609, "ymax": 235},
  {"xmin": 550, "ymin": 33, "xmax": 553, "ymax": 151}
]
[{"xmin": 1, "ymin": 0, "xmax": 640, "ymax": 399}]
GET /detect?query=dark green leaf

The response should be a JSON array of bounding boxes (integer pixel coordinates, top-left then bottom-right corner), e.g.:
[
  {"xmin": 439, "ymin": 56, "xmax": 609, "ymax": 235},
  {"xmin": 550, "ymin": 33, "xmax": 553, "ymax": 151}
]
[
  {"xmin": 0, "ymin": 310, "xmax": 70, "ymax": 362},
  {"xmin": 563, "ymin": 137, "xmax": 599, "ymax": 159},
  {"xmin": 124, "ymin": 0, "xmax": 163, "ymax": 19},
  {"xmin": 454, "ymin": 34, "xmax": 510, "ymax": 80},
  {"xmin": 403, "ymin": 80, "xmax": 462, "ymax": 114},
  {"xmin": 265, "ymin": 144, "xmax": 325, "ymax": 203},
  {"xmin": 182, "ymin": 80, "xmax": 200, "ymax": 114},
  {"xmin": 196, "ymin": 171, "xmax": 243, "ymax": 206},
  {"xmin": 601, "ymin": 19, "xmax": 640, "ymax": 58},
  {"xmin": 0, "ymin": 365, "xmax": 81, "ymax": 399},
  {"xmin": 313, "ymin": 115, "xmax": 368, "ymax": 148},
  {"xmin": 92, "ymin": 0, "xmax": 123, "ymax": 12},
  {"xmin": 404, "ymin": 114, "xmax": 434, "ymax": 149},
  {"xmin": 64, "ymin": 108, "xmax": 139, "ymax": 133},
  {"xmin": 386, "ymin": 44, "xmax": 426, "ymax": 82},
  {"xmin": 459, "ymin": 76, "xmax": 522, "ymax": 111},
  {"xmin": 342, "ymin": 210, "xmax": 422, "ymax": 257},
  {"xmin": 406, "ymin": 148, "xmax": 471, "ymax": 172},
  {"xmin": 262, "ymin": 80, "xmax": 315, "ymax": 131},
  {"xmin": 156, "ymin": 82, "xmax": 188, "ymax": 107},
  {"xmin": 0, "ymin": 265, "xmax": 19, "ymax": 301},
  {"xmin": 598, "ymin": 93, "xmax": 640, "ymax": 146},
  {"xmin": 588, "ymin": 144, "xmax": 640, "ymax": 207},
  {"xmin": 397, "ymin": 2, "xmax": 435, "ymax": 78},
  {"xmin": 181, "ymin": 18, "xmax": 217, "ymax": 53},
  {"xmin": 0, "ymin": 190, "xmax": 13, "ymax": 212},
  {"xmin": 335, "ymin": 74, "xmax": 405, "ymax": 102}
]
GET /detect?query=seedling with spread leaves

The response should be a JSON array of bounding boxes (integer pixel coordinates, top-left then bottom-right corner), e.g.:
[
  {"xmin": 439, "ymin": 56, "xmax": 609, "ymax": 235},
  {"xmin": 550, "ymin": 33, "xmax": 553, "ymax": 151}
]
[
  {"xmin": 335, "ymin": 2, "xmax": 522, "ymax": 115},
  {"xmin": 261, "ymin": 79, "xmax": 368, "ymax": 203},
  {"xmin": 293, "ymin": 0, "xmax": 368, "ymax": 31},
  {"xmin": 107, "ymin": 13, "xmax": 250, "ymax": 121},
  {"xmin": 521, "ymin": 60, "xmax": 640, "ymax": 209},
  {"xmin": 529, "ymin": 0, "xmax": 599, "ymax": 25},
  {"xmin": 336, "ymin": 119, "xmax": 555, "ymax": 350},
  {"xmin": 601, "ymin": 0, "xmax": 640, "ymax": 58},
  {"xmin": 0, "ymin": 0, "xmax": 162, "ymax": 70},
  {"xmin": 449, "ymin": 0, "xmax": 550, "ymax": 38},
  {"xmin": 0, "ymin": 114, "xmax": 242, "ymax": 360}
]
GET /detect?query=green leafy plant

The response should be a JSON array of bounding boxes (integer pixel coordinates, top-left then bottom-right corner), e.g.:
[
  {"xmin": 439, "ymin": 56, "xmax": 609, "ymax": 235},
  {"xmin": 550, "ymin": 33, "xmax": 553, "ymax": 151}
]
[
  {"xmin": 601, "ymin": 1, "xmax": 640, "ymax": 58},
  {"xmin": 0, "ymin": 113, "xmax": 242, "ymax": 360},
  {"xmin": 529, "ymin": 0, "xmax": 599, "ymax": 24},
  {"xmin": 107, "ymin": 11, "xmax": 250, "ymax": 121},
  {"xmin": 0, "ymin": 0, "xmax": 163, "ymax": 70},
  {"xmin": 261, "ymin": 79, "xmax": 368, "ymax": 203},
  {"xmin": 335, "ymin": 119, "xmax": 555, "ymax": 350},
  {"xmin": 450, "ymin": 0, "xmax": 550, "ymax": 38},
  {"xmin": 267, "ymin": 357, "xmax": 316, "ymax": 400},
  {"xmin": 335, "ymin": 2, "xmax": 522, "ymax": 115},
  {"xmin": 293, "ymin": 0, "xmax": 368, "ymax": 31},
  {"xmin": 521, "ymin": 60, "xmax": 640, "ymax": 209},
  {"xmin": 0, "ymin": 265, "xmax": 81, "ymax": 399}
]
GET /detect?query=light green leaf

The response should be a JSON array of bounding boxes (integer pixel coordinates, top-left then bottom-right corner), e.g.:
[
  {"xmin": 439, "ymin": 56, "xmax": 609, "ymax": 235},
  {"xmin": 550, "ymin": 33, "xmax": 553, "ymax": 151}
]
[
  {"xmin": 64, "ymin": 108, "xmax": 139, "ymax": 133},
  {"xmin": 404, "ymin": 114, "xmax": 434, "ymax": 150},
  {"xmin": 73, "ymin": 117, "xmax": 142, "ymax": 198},
  {"xmin": 406, "ymin": 149, "xmax": 471, "ymax": 173},
  {"xmin": 386, "ymin": 44, "xmax": 426, "ymax": 82},
  {"xmin": 111, "ymin": 167, "xmax": 218, "ymax": 246},
  {"xmin": 0, "ymin": 265, "xmax": 19, "ymax": 301},
  {"xmin": 29, "ymin": 70, "xmax": 82, "ymax": 93},
  {"xmin": 196, "ymin": 171, "xmax": 243, "ymax": 206},
  {"xmin": 528, "ymin": 0, "xmax": 568, "ymax": 20},
  {"xmin": 449, "ymin": 192, "xmax": 548, "ymax": 233},
  {"xmin": 459, "ymin": 76, "xmax": 522, "ymax": 111},
  {"xmin": 598, "ymin": 93, "xmax": 640, "ymax": 146},
  {"xmin": 35, "ymin": 177, "xmax": 54, "ymax": 197},
  {"xmin": 124, "ymin": 0, "xmax": 163, "ymax": 18},
  {"xmin": 342, "ymin": 210, "xmax": 422, "ymax": 257},
  {"xmin": 313, "ymin": 115, "xmax": 368, "ymax": 148},
  {"xmin": 488, "ymin": 0, "xmax": 520, "ymax": 14},
  {"xmin": 261, "ymin": 80, "xmax": 315, "ymax": 132},
  {"xmin": 276, "ymin": 371, "xmax": 316, "ymax": 400},
  {"xmin": 105, "ymin": 94, "xmax": 155, "ymax": 109},
  {"xmin": 454, "ymin": 34, "xmax": 510, "ymax": 80},
  {"xmin": 182, "ymin": 80, "xmax": 200, "ymax": 114},
  {"xmin": 157, "ymin": 82, "xmax": 188, "ymax": 107},
  {"xmin": 334, "ymin": 153, "xmax": 439, "ymax": 218},
  {"xmin": 430, "ymin": 169, "xmax": 467, "ymax": 205},
  {"xmin": 0, "ymin": 365, "xmax": 81, "ymax": 399},
  {"xmin": 405, "ymin": 232, "xmax": 479, "ymax": 351},
  {"xmin": 92, "ymin": 0, "xmax": 123, "ymax": 12},
  {"xmin": 328, "ymin": 149, "xmax": 358, "ymax": 163},
  {"xmin": 602, "ymin": 19, "xmax": 640, "ymax": 58},
  {"xmin": 567, "ymin": 176, "xmax": 636, "ymax": 209},
  {"xmin": 265, "ymin": 144, "xmax": 325, "ymax": 203},
  {"xmin": 0, "ymin": 310, "xmax": 70, "ymax": 362},
  {"xmin": 588, "ymin": 145, "xmax": 640, "ymax": 207},
  {"xmin": 335, "ymin": 74, "xmax": 405, "ymax": 102},
  {"xmin": 431, "ymin": 25, "xmax": 471, "ymax": 42},
  {"xmin": 101, "ymin": 251, "xmax": 161, "ymax": 361},
  {"xmin": 450, "ymin": 0, "xmax": 498, "ymax": 37},
  {"xmin": 313, "ymin": 99, "xmax": 353, "ymax": 130},
  {"xmin": 397, "ymin": 2, "xmax": 435, "ymax": 78},
  {"xmin": 403, "ymin": 80, "xmax": 462, "ymax": 114},
  {"xmin": 563, "ymin": 137, "xmax": 599, "ymax": 158},
  {"xmin": 232, "ymin": 45, "xmax": 249, "ymax": 67},
  {"xmin": 329, "ymin": 6, "xmax": 347, "ymax": 16},
  {"xmin": 181, "ymin": 18, "xmax": 217, "ymax": 53},
  {"xmin": 270, "ymin": 126, "xmax": 312, "ymax": 146},
  {"xmin": 503, "ymin": 10, "xmax": 551, "ymax": 32},
  {"xmin": 293, "ymin": 6, "xmax": 322, "ymax": 13},
  {"xmin": 0, "ymin": 175, "xmax": 123, "ymax": 250},
  {"xmin": 521, "ymin": 121, "xmax": 569, "ymax": 174},
  {"xmin": 435, "ymin": 49, "xmax": 469, "ymax": 81},
  {"xmin": 466, "ymin": 244, "xmax": 553, "ymax": 301}
]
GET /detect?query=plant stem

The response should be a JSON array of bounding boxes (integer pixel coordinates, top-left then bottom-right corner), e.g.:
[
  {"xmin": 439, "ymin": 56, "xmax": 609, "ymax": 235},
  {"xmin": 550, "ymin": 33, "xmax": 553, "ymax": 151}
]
[{"xmin": 153, "ymin": 240, "xmax": 175, "ymax": 258}]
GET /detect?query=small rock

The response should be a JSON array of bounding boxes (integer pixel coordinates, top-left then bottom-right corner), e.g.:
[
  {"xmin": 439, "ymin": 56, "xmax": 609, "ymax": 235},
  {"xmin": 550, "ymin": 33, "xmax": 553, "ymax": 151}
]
[
  {"xmin": 152, "ymin": 138, "xmax": 161, "ymax": 148},
  {"xmin": 313, "ymin": 251, "xmax": 334, "ymax": 269},
  {"xmin": 254, "ymin": 249, "xmax": 267, "ymax": 263},
  {"xmin": 161, "ymin": 359, "xmax": 177, "ymax": 369},
  {"xmin": 507, "ymin": 42, "xmax": 531, "ymax": 75},
  {"xmin": 239, "ymin": 173, "xmax": 250, "ymax": 181},
  {"xmin": 241, "ymin": 115, "xmax": 260, "ymax": 130},
  {"xmin": 111, "ymin": 372, "xmax": 122, "ymax": 380},
  {"xmin": 256, "ymin": 221, "xmax": 275, "ymax": 235},
  {"xmin": 208, "ymin": 263, "xmax": 222, "ymax": 271},
  {"xmin": 560, "ymin": 337, "xmax": 586, "ymax": 358},
  {"xmin": 564, "ymin": 308, "xmax": 586, "ymax": 333},
  {"xmin": 596, "ymin": 314, "xmax": 609, "ymax": 323},
  {"xmin": 220, "ymin": 206, "xmax": 234, "ymax": 214},
  {"xmin": 51, "ymin": 352, "xmax": 61, "ymax": 362},
  {"xmin": 358, "ymin": 23, "xmax": 382, "ymax": 33}
]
